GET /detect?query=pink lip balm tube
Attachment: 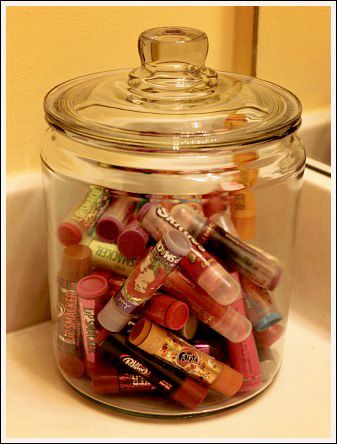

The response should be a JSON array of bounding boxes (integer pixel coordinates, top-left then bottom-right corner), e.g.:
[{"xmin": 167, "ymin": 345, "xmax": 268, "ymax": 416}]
[
  {"xmin": 117, "ymin": 215, "xmax": 149, "ymax": 259},
  {"xmin": 138, "ymin": 203, "xmax": 240, "ymax": 305},
  {"xmin": 98, "ymin": 230, "xmax": 191, "ymax": 333},
  {"xmin": 77, "ymin": 275, "xmax": 110, "ymax": 376},
  {"xmin": 95, "ymin": 198, "xmax": 135, "ymax": 244},
  {"xmin": 58, "ymin": 185, "xmax": 111, "ymax": 246},
  {"xmin": 162, "ymin": 268, "xmax": 252, "ymax": 343},
  {"xmin": 171, "ymin": 204, "xmax": 282, "ymax": 291},
  {"xmin": 226, "ymin": 273, "xmax": 262, "ymax": 392}
]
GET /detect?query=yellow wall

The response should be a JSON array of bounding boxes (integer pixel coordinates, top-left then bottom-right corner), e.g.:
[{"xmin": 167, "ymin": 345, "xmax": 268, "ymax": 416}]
[
  {"xmin": 257, "ymin": 6, "xmax": 331, "ymax": 112},
  {"xmin": 7, "ymin": 6, "xmax": 236, "ymax": 175}
]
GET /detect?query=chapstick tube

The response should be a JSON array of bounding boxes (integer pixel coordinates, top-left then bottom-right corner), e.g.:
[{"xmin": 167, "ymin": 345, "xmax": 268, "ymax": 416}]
[
  {"xmin": 117, "ymin": 215, "xmax": 149, "ymax": 259},
  {"xmin": 89, "ymin": 239, "xmax": 137, "ymax": 277},
  {"xmin": 253, "ymin": 323, "xmax": 285, "ymax": 349},
  {"xmin": 142, "ymin": 294, "xmax": 189, "ymax": 330},
  {"xmin": 163, "ymin": 268, "xmax": 252, "ymax": 343},
  {"xmin": 130, "ymin": 319, "xmax": 244, "ymax": 397},
  {"xmin": 58, "ymin": 185, "xmax": 111, "ymax": 246},
  {"xmin": 227, "ymin": 273, "xmax": 262, "ymax": 392},
  {"xmin": 95, "ymin": 331, "xmax": 208, "ymax": 409},
  {"xmin": 171, "ymin": 204, "xmax": 282, "ymax": 291},
  {"xmin": 96, "ymin": 198, "xmax": 135, "ymax": 243},
  {"xmin": 98, "ymin": 230, "xmax": 191, "ymax": 332},
  {"xmin": 91, "ymin": 367, "xmax": 156, "ymax": 394},
  {"xmin": 138, "ymin": 203, "xmax": 240, "ymax": 305},
  {"xmin": 241, "ymin": 277, "xmax": 282, "ymax": 331},
  {"xmin": 77, "ymin": 275, "xmax": 109, "ymax": 376},
  {"xmin": 57, "ymin": 245, "xmax": 92, "ymax": 377}
]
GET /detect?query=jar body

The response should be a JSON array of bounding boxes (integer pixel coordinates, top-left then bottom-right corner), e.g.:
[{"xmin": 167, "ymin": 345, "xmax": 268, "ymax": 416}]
[{"xmin": 41, "ymin": 127, "xmax": 305, "ymax": 418}]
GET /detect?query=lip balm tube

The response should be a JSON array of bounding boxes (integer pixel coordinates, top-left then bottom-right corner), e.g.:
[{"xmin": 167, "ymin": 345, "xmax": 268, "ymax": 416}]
[
  {"xmin": 178, "ymin": 313, "xmax": 198, "ymax": 340},
  {"xmin": 89, "ymin": 238, "xmax": 138, "ymax": 277},
  {"xmin": 170, "ymin": 204, "xmax": 282, "ymax": 291},
  {"xmin": 98, "ymin": 230, "xmax": 191, "ymax": 332},
  {"xmin": 257, "ymin": 347, "xmax": 277, "ymax": 381},
  {"xmin": 226, "ymin": 273, "xmax": 262, "ymax": 392},
  {"xmin": 209, "ymin": 210, "xmax": 238, "ymax": 237},
  {"xmin": 253, "ymin": 323, "xmax": 285, "ymax": 349},
  {"xmin": 130, "ymin": 319, "xmax": 244, "ymax": 397},
  {"xmin": 241, "ymin": 277, "xmax": 282, "ymax": 331},
  {"xmin": 230, "ymin": 190, "xmax": 256, "ymax": 241},
  {"xmin": 163, "ymin": 268, "xmax": 252, "ymax": 343},
  {"xmin": 117, "ymin": 215, "xmax": 149, "ymax": 259},
  {"xmin": 142, "ymin": 294, "xmax": 189, "ymax": 331},
  {"xmin": 57, "ymin": 245, "xmax": 92, "ymax": 378},
  {"xmin": 138, "ymin": 203, "xmax": 240, "ymax": 305},
  {"xmin": 95, "ymin": 331, "xmax": 208, "ymax": 409},
  {"xmin": 96, "ymin": 198, "xmax": 135, "ymax": 243},
  {"xmin": 58, "ymin": 185, "xmax": 111, "ymax": 246},
  {"xmin": 91, "ymin": 367, "xmax": 156, "ymax": 394},
  {"xmin": 77, "ymin": 275, "xmax": 109, "ymax": 376}
]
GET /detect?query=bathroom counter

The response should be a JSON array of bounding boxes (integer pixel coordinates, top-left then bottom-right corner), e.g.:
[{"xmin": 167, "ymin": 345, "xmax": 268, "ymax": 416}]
[{"xmin": 6, "ymin": 311, "xmax": 330, "ymax": 439}]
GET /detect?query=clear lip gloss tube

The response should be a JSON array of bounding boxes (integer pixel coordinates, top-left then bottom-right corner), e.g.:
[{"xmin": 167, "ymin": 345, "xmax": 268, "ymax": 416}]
[
  {"xmin": 162, "ymin": 268, "xmax": 252, "ymax": 343},
  {"xmin": 170, "ymin": 204, "xmax": 282, "ymax": 291},
  {"xmin": 129, "ymin": 318, "xmax": 244, "ymax": 398},
  {"xmin": 58, "ymin": 185, "xmax": 111, "ymax": 246},
  {"xmin": 95, "ymin": 198, "xmax": 135, "ymax": 244},
  {"xmin": 97, "ymin": 230, "xmax": 191, "ymax": 332},
  {"xmin": 95, "ymin": 330, "xmax": 208, "ymax": 410},
  {"xmin": 226, "ymin": 273, "xmax": 262, "ymax": 392},
  {"xmin": 138, "ymin": 203, "xmax": 240, "ymax": 305}
]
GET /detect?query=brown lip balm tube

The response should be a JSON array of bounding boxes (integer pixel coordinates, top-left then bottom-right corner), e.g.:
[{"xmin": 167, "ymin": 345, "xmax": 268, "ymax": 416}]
[{"xmin": 129, "ymin": 318, "xmax": 243, "ymax": 398}]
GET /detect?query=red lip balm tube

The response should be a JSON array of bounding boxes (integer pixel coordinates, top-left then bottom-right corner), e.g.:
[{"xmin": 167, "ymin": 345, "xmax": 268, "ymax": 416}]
[
  {"xmin": 170, "ymin": 204, "xmax": 282, "ymax": 291},
  {"xmin": 98, "ymin": 230, "xmax": 191, "ymax": 332},
  {"xmin": 162, "ymin": 268, "xmax": 252, "ymax": 343},
  {"xmin": 96, "ymin": 331, "xmax": 208, "ymax": 410},
  {"xmin": 130, "ymin": 318, "xmax": 244, "ymax": 397},
  {"xmin": 142, "ymin": 293, "xmax": 189, "ymax": 330},
  {"xmin": 57, "ymin": 245, "xmax": 92, "ymax": 378},
  {"xmin": 91, "ymin": 367, "xmax": 156, "ymax": 394},
  {"xmin": 77, "ymin": 274, "xmax": 109, "ymax": 376},
  {"xmin": 117, "ymin": 215, "xmax": 149, "ymax": 259},
  {"xmin": 253, "ymin": 323, "xmax": 285, "ymax": 350},
  {"xmin": 58, "ymin": 185, "xmax": 111, "ymax": 246},
  {"xmin": 138, "ymin": 203, "xmax": 240, "ymax": 305},
  {"xmin": 227, "ymin": 273, "xmax": 262, "ymax": 392},
  {"xmin": 95, "ymin": 198, "xmax": 135, "ymax": 243}
]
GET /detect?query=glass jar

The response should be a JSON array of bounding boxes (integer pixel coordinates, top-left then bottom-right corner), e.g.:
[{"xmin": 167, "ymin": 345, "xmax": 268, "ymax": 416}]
[{"xmin": 41, "ymin": 27, "xmax": 305, "ymax": 418}]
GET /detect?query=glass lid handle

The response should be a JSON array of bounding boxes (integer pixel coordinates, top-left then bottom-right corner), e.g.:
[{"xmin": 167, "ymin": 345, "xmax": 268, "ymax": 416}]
[{"xmin": 127, "ymin": 27, "xmax": 219, "ymax": 108}]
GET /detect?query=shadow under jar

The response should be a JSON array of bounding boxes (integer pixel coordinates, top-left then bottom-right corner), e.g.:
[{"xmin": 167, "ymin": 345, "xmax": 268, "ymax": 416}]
[{"xmin": 41, "ymin": 26, "xmax": 306, "ymax": 419}]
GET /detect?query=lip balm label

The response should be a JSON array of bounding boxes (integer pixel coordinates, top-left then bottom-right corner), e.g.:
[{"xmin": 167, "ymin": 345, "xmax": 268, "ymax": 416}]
[
  {"xmin": 79, "ymin": 299, "xmax": 97, "ymax": 363},
  {"xmin": 179, "ymin": 249, "xmax": 216, "ymax": 282}
]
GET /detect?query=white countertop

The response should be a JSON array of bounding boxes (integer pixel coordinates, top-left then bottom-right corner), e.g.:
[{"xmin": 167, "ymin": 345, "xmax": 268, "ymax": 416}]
[{"xmin": 6, "ymin": 310, "xmax": 330, "ymax": 439}]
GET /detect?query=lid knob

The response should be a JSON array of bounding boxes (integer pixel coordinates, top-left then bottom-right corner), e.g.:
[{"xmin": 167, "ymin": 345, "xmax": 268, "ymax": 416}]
[{"xmin": 139, "ymin": 27, "xmax": 208, "ymax": 73}]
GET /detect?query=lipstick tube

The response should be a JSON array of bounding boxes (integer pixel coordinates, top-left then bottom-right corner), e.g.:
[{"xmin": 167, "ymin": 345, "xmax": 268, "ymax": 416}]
[
  {"xmin": 162, "ymin": 268, "xmax": 252, "ymax": 343},
  {"xmin": 226, "ymin": 273, "xmax": 262, "ymax": 392},
  {"xmin": 91, "ymin": 367, "xmax": 156, "ymax": 394},
  {"xmin": 57, "ymin": 245, "xmax": 92, "ymax": 378},
  {"xmin": 170, "ymin": 204, "xmax": 282, "ymax": 291},
  {"xmin": 77, "ymin": 275, "xmax": 109, "ymax": 376},
  {"xmin": 98, "ymin": 230, "xmax": 191, "ymax": 332},
  {"xmin": 95, "ymin": 331, "xmax": 208, "ymax": 410},
  {"xmin": 58, "ymin": 185, "xmax": 111, "ymax": 246},
  {"xmin": 142, "ymin": 294, "xmax": 189, "ymax": 330},
  {"xmin": 241, "ymin": 277, "xmax": 282, "ymax": 331},
  {"xmin": 117, "ymin": 215, "xmax": 149, "ymax": 259},
  {"xmin": 138, "ymin": 203, "xmax": 240, "ymax": 305},
  {"xmin": 129, "ymin": 318, "xmax": 244, "ymax": 397},
  {"xmin": 96, "ymin": 198, "xmax": 135, "ymax": 243}
]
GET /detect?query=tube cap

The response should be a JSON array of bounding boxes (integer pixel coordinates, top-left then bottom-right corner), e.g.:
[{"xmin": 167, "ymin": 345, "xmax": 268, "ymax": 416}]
[
  {"xmin": 59, "ymin": 245, "xmax": 92, "ymax": 282},
  {"xmin": 58, "ymin": 221, "xmax": 83, "ymax": 246},
  {"xmin": 254, "ymin": 312, "xmax": 283, "ymax": 332},
  {"xmin": 165, "ymin": 300, "xmax": 189, "ymax": 330},
  {"xmin": 170, "ymin": 377, "xmax": 208, "ymax": 410},
  {"xmin": 97, "ymin": 297, "xmax": 133, "ymax": 332},
  {"xmin": 213, "ymin": 305, "xmax": 252, "ymax": 343},
  {"xmin": 117, "ymin": 227, "xmax": 149, "ymax": 259},
  {"xmin": 96, "ymin": 215, "xmax": 123, "ymax": 243},
  {"xmin": 163, "ymin": 229, "xmax": 191, "ymax": 258},
  {"xmin": 77, "ymin": 275, "xmax": 109, "ymax": 300},
  {"xmin": 179, "ymin": 313, "xmax": 198, "ymax": 340},
  {"xmin": 211, "ymin": 363, "xmax": 243, "ymax": 397}
]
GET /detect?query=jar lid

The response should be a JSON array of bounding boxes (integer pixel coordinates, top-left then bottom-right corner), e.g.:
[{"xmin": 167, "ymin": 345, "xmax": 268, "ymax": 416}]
[{"xmin": 44, "ymin": 27, "xmax": 301, "ymax": 152}]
